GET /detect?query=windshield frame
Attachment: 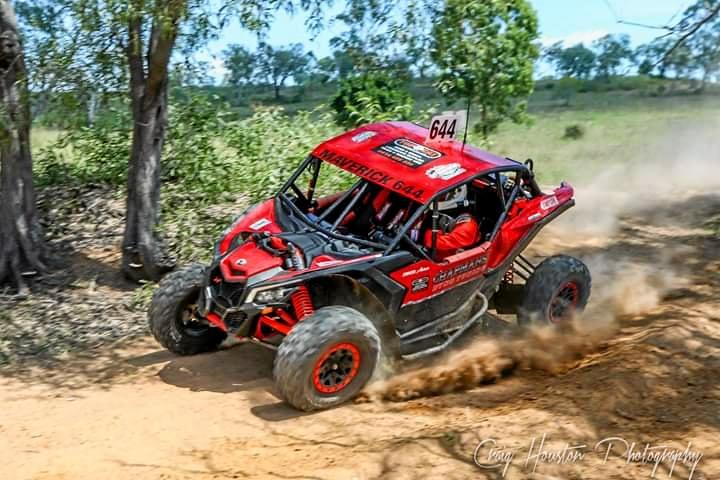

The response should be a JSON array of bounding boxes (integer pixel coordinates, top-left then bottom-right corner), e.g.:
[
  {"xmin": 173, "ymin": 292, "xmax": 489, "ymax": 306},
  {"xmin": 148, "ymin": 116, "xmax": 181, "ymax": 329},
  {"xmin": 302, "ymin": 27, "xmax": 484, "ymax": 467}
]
[{"xmin": 277, "ymin": 156, "xmax": 429, "ymax": 255}]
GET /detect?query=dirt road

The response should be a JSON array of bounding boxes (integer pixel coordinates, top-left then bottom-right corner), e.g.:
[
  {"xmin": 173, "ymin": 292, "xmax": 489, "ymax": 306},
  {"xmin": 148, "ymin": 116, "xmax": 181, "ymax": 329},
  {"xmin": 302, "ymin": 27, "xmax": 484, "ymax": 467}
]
[{"xmin": 3, "ymin": 186, "xmax": 720, "ymax": 479}]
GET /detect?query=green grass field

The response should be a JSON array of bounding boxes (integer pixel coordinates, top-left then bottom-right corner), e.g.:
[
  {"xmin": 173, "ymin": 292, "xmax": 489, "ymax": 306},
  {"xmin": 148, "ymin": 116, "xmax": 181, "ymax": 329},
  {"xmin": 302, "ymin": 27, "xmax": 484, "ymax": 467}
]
[{"xmin": 31, "ymin": 86, "xmax": 720, "ymax": 187}]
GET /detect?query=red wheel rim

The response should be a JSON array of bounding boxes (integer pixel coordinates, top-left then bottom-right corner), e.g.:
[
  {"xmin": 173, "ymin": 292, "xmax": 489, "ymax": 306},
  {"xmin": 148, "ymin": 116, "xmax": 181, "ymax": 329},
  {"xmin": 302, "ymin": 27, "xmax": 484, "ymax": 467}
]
[
  {"xmin": 549, "ymin": 282, "xmax": 580, "ymax": 323},
  {"xmin": 312, "ymin": 343, "xmax": 361, "ymax": 394}
]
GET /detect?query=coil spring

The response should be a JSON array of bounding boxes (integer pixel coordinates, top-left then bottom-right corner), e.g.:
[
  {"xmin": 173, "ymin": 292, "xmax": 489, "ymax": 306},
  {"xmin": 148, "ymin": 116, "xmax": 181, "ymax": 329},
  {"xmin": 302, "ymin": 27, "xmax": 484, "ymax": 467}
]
[
  {"xmin": 291, "ymin": 285, "xmax": 314, "ymax": 320},
  {"xmin": 503, "ymin": 266, "xmax": 515, "ymax": 284}
]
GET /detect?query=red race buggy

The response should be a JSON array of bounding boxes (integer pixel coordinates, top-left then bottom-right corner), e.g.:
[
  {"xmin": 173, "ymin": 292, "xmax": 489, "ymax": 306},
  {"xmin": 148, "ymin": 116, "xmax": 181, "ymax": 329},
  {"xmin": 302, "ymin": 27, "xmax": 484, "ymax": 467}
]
[{"xmin": 148, "ymin": 121, "xmax": 591, "ymax": 411}]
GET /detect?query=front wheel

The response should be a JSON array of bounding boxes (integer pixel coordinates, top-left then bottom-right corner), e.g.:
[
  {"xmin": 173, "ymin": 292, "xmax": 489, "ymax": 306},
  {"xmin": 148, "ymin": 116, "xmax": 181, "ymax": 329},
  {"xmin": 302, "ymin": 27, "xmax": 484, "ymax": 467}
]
[
  {"xmin": 148, "ymin": 263, "xmax": 227, "ymax": 355},
  {"xmin": 273, "ymin": 306, "xmax": 380, "ymax": 411},
  {"xmin": 518, "ymin": 255, "xmax": 592, "ymax": 325}
]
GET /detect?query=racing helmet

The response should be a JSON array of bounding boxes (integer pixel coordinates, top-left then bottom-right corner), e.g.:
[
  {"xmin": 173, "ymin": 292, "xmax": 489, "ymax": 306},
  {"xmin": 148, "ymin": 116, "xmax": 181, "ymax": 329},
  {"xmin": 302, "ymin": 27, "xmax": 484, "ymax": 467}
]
[{"xmin": 437, "ymin": 185, "xmax": 467, "ymax": 211}]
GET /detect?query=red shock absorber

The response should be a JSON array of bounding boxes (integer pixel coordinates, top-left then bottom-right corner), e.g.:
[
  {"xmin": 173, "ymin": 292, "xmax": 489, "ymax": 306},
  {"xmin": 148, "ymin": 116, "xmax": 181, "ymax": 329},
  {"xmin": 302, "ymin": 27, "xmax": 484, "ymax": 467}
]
[
  {"xmin": 503, "ymin": 265, "xmax": 515, "ymax": 284},
  {"xmin": 291, "ymin": 285, "xmax": 314, "ymax": 320}
]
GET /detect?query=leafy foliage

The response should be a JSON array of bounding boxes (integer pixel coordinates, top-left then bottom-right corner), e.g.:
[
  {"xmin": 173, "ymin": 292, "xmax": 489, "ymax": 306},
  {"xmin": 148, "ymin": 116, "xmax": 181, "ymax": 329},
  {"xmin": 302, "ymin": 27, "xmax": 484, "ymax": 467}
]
[
  {"xmin": 331, "ymin": 71, "xmax": 414, "ymax": 128},
  {"xmin": 223, "ymin": 44, "xmax": 256, "ymax": 87},
  {"xmin": 256, "ymin": 43, "xmax": 313, "ymax": 99},
  {"xmin": 432, "ymin": 0, "xmax": 540, "ymax": 140},
  {"xmin": 224, "ymin": 107, "xmax": 343, "ymax": 199},
  {"xmin": 593, "ymin": 34, "xmax": 633, "ymax": 78},
  {"xmin": 544, "ymin": 42, "xmax": 597, "ymax": 79}
]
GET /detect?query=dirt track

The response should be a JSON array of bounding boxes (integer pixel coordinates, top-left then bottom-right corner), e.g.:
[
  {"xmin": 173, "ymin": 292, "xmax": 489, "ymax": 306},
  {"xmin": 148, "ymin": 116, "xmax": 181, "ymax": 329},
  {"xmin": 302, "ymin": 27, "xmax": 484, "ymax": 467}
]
[{"xmin": 3, "ymin": 180, "xmax": 720, "ymax": 477}]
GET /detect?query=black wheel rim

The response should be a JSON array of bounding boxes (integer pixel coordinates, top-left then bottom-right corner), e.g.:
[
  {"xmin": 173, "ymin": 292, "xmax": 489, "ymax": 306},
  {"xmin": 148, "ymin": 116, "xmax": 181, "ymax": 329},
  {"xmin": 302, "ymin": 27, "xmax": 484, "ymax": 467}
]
[
  {"xmin": 313, "ymin": 343, "xmax": 361, "ymax": 394},
  {"xmin": 175, "ymin": 291, "xmax": 210, "ymax": 337}
]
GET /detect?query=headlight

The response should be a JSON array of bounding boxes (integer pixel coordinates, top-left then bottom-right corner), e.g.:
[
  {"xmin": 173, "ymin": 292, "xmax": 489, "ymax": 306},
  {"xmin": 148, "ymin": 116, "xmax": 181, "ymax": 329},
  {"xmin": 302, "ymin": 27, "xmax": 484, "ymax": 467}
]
[{"xmin": 251, "ymin": 286, "xmax": 297, "ymax": 304}]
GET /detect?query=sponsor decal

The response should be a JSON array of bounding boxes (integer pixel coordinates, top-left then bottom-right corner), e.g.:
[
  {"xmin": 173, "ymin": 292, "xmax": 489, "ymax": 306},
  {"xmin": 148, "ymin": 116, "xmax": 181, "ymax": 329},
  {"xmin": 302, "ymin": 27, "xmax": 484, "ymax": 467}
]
[
  {"xmin": 412, "ymin": 277, "xmax": 429, "ymax": 293},
  {"xmin": 235, "ymin": 258, "xmax": 247, "ymax": 266},
  {"xmin": 540, "ymin": 196, "xmax": 560, "ymax": 211},
  {"xmin": 373, "ymin": 138, "xmax": 444, "ymax": 168},
  {"xmin": 317, "ymin": 149, "xmax": 426, "ymax": 200},
  {"xmin": 351, "ymin": 131, "xmax": 377, "ymax": 143},
  {"xmin": 401, "ymin": 265, "xmax": 431, "ymax": 278},
  {"xmin": 528, "ymin": 213, "xmax": 542, "ymax": 221},
  {"xmin": 249, "ymin": 218, "xmax": 272, "ymax": 230},
  {"xmin": 426, "ymin": 162, "xmax": 467, "ymax": 181},
  {"xmin": 434, "ymin": 256, "xmax": 487, "ymax": 284}
]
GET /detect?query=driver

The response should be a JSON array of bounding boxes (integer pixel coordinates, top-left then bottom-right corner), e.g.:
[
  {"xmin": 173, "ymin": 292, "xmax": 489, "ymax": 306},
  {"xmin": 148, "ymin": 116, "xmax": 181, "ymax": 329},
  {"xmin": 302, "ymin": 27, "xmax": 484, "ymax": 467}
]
[{"xmin": 423, "ymin": 186, "xmax": 480, "ymax": 258}]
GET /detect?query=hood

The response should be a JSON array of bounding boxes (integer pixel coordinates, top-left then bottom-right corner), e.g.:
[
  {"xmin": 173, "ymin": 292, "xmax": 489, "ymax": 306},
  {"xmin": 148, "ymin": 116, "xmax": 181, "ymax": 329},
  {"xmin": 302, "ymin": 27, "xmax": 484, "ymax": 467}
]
[{"xmin": 219, "ymin": 239, "xmax": 284, "ymax": 282}]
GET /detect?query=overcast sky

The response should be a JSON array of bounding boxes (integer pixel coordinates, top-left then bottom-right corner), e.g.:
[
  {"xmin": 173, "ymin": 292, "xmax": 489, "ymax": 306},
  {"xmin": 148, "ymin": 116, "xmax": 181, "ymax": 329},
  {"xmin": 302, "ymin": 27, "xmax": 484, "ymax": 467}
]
[{"xmin": 200, "ymin": 0, "xmax": 695, "ymax": 80}]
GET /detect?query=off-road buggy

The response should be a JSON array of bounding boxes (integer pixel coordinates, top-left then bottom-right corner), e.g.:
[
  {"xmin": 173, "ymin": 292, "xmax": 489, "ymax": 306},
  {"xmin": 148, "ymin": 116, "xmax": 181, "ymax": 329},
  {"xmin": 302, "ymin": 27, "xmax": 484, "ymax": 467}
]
[{"xmin": 149, "ymin": 121, "xmax": 591, "ymax": 411}]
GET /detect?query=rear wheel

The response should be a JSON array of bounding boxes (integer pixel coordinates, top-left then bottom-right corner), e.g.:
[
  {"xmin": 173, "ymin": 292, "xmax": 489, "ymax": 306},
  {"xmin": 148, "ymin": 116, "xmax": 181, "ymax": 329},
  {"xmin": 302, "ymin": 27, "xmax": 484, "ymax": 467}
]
[
  {"xmin": 148, "ymin": 263, "xmax": 226, "ymax": 355},
  {"xmin": 273, "ymin": 306, "xmax": 380, "ymax": 411},
  {"xmin": 518, "ymin": 255, "xmax": 591, "ymax": 325}
]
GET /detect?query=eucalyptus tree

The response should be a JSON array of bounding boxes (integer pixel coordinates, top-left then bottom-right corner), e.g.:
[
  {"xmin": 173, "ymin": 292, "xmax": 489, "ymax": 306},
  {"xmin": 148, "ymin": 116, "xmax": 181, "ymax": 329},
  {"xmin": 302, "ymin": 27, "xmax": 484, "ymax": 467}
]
[
  {"xmin": 432, "ymin": 0, "xmax": 540, "ymax": 140},
  {"xmin": 27, "ymin": 0, "xmax": 336, "ymax": 282},
  {"xmin": 0, "ymin": 0, "xmax": 44, "ymax": 291}
]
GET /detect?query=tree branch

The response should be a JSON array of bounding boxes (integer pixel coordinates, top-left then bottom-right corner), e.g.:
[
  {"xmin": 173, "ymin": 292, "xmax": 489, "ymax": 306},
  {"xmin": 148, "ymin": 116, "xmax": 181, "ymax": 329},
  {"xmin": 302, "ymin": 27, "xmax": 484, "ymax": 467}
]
[
  {"xmin": 146, "ymin": 0, "xmax": 186, "ymax": 98},
  {"xmin": 127, "ymin": 7, "xmax": 145, "ymax": 103},
  {"xmin": 662, "ymin": 3, "xmax": 720, "ymax": 63}
]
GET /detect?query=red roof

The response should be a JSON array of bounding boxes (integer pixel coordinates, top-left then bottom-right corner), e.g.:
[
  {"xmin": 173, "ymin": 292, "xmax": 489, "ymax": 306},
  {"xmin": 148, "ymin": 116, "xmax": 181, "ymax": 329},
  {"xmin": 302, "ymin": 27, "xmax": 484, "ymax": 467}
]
[{"xmin": 311, "ymin": 121, "xmax": 520, "ymax": 203}]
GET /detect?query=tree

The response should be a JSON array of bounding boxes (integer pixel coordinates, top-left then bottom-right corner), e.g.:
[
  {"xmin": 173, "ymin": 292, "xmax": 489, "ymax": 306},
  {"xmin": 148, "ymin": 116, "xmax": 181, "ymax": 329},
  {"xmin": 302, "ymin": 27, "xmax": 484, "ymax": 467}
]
[
  {"xmin": 545, "ymin": 42, "xmax": 597, "ymax": 79},
  {"xmin": 593, "ymin": 34, "xmax": 633, "ymax": 78},
  {"xmin": 394, "ymin": 0, "xmax": 434, "ymax": 79},
  {"xmin": 662, "ymin": 0, "xmax": 720, "ymax": 61},
  {"xmin": 256, "ymin": 43, "xmax": 311, "ymax": 100},
  {"xmin": 22, "ymin": 0, "xmax": 338, "ymax": 282},
  {"xmin": 17, "ymin": 0, "xmax": 125, "ymax": 127},
  {"xmin": 688, "ymin": 25, "xmax": 720, "ymax": 90},
  {"xmin": 432, "ymin": 0, "xmax": 539, "ymax": 140},
  {"xmin": 223, "ymin": 44, "xmax": 255, "ymax": 87},
  {"xmin": 665, "ymin": 42, "xmax": 693, "ymax": 79},
  {"xmin": 0, "ymin": 0, "xmax": 45, "ymax": 290},
  {"xmin": 635, "ymin": 40, "xmax": 670, "ymax": 77},
  {"xmin": 331, "ymin": 71, "xmax": 413, "ymax": 128},
  {"xmin": 315, "ymin": 50, "xmax": 356, "ymax": 83}
]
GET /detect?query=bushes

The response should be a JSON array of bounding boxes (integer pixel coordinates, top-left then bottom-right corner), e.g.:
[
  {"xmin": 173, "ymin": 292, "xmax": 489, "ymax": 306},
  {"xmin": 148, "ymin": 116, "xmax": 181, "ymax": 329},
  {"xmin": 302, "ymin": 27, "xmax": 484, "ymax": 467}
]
[
  {"xmin": 35, "ymin": 121, "xmax": 130, "ymax": 186},
  {"xmin": 224, "ymin": 107, "xmax": 343, "ymax": 200},
  {"xmin": 331, "ymin": 72, "xmax": 414, "ymax": 129},
  {"xmin": 563, "ymin": 124, "xmax": 585, "ymax": 140},
  {"xmin": 35, "ymin": 96, "xmax": 345, "ymax": 203}
]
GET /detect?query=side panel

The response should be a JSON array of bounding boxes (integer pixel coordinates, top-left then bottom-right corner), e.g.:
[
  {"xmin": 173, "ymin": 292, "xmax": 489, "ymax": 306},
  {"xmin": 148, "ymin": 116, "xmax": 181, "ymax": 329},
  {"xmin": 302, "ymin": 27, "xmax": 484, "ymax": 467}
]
[
  {"xmin": 390, "ymin": 244, "xmax": 490, "ymax": 306},
  {"xmin": 487, "ymin": 185, "xmax": 574, "ymax": 268}
]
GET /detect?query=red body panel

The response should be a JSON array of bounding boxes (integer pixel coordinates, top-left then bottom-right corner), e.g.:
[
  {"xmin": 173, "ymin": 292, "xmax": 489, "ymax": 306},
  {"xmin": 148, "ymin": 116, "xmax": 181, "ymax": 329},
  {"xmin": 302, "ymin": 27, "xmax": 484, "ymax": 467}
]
[
  {"xmin": 391, "ymin": 244, "xmax": 490, "ymax": 305},
  {"xmin": 311, "ymin": 122, "xmax": 518, "ymax": 203},
  {"xmin": 220, "ymin": 240, "xmax": 284, "ymax": 282},
  {"xmin": 486, "ymin": 185, "xmax": 574, "ymax": 269},
  {"xmin": 218, "ymin": 199, "xmax": 281, "ymax": 255}
]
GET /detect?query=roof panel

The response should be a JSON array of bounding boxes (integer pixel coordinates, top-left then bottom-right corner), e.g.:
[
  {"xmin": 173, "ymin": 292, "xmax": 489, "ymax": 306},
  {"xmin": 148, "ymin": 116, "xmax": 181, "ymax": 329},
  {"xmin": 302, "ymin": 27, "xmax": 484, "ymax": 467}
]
[{"xmin": 311, "ymin": 121, "xmax": 522, "ymax": 203}]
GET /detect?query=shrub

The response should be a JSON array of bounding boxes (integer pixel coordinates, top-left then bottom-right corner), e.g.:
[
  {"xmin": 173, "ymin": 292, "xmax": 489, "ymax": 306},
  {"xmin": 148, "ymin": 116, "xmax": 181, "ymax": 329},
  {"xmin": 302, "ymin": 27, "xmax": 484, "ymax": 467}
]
[
  {"xmin": 223, "ymin": 107, "xmax": 346, "ymax": 200},
  {"xmin": 331, "ymin": 72, "xmax": 414, "ymax": 129},
  {"xmin": 35, "ymin": 119, "xmax": 131, "ymax": 186},
  {"xmin": 563, "ymin": 124, "xmax": 585, "ymax": 140}
]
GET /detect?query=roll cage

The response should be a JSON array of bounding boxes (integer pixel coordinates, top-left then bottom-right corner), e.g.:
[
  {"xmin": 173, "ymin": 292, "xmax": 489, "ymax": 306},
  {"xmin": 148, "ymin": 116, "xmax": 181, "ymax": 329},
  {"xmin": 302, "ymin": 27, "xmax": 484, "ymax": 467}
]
[{"xmin": 277, "ymin": 155, "xmax": 542, "ymax": 261}]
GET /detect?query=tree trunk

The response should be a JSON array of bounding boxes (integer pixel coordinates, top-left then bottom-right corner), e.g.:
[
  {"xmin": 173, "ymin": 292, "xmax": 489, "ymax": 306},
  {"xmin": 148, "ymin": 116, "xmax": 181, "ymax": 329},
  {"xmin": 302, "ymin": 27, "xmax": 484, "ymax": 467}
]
[
  {"xmin": 0, "ymin": 1, "xmax": 45, "ymax": 291},
  {"xmin": 274, "ymin": 82, "xmax": 280, "ymax": 100},
  {"xmin": 122, "ymin": 77, "xmax": 174, "ymax": 282},
  {"xmin": 121, "ymin": 2, "xmax": 183, "ymax": 282}
]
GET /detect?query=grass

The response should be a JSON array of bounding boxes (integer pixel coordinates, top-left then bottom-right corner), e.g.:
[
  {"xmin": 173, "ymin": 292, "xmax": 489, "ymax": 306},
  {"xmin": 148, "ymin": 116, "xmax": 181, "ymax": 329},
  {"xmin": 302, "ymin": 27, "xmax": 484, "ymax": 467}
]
[
  {"xmin": 489, "ymin": 93, "xmax": 720, "ymax": 184},
  {"xmin": 32, "ymin": 84, "xmax": 720, "ymax": 187}
]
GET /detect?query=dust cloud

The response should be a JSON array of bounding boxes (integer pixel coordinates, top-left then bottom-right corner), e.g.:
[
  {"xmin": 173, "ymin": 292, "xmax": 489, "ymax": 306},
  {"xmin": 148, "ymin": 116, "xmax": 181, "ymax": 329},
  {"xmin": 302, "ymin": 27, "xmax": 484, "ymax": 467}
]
[{"xmin": 359, "ymin": 123, "xmax": 718, "ymax": 404}]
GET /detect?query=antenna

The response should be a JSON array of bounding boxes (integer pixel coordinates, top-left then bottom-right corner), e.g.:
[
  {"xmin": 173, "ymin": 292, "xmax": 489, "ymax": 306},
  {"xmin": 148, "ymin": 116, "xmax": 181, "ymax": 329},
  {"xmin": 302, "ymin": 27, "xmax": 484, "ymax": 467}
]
[{"xmin": 461, "ymin": 95, "xmax": 471, "ymax": 152}]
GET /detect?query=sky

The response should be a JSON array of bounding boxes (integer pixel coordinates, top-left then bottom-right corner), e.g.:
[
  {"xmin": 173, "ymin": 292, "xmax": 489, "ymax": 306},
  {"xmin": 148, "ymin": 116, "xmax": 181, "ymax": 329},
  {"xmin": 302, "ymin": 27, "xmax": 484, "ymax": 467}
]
[{"xmin": 201, "ymin": 0, "xmax": 696, "ymax": 81}]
